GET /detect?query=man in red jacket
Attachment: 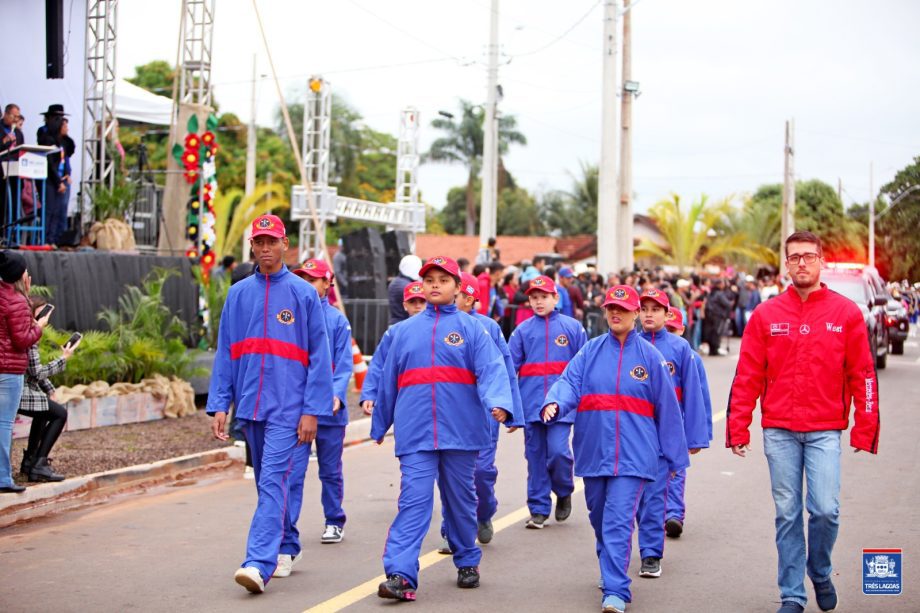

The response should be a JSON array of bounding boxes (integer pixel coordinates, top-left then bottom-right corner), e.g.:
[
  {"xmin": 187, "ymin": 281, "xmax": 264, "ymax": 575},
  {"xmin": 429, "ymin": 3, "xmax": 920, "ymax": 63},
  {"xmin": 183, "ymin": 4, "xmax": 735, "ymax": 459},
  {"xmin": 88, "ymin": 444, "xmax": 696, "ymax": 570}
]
[{"xmin": 727, "ymin": 231, "xmax": 879, "ymax": 613}]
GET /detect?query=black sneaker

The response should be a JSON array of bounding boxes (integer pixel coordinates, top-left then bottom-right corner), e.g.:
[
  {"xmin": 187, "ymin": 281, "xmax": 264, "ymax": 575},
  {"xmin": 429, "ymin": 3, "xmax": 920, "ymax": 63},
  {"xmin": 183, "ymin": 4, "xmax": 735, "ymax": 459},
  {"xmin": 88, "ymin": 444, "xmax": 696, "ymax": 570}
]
[
  {"xmin": 639, "ymin": 557, "xmax": 662, "ymax": 578},
  {"xmin": 456, "ymin": 566, "xmax": 480, "ymax": 589},
  {"xmin": 555, "ymin": 495, "xmax": 572, "ymax": 522},
  {"xmin": 526, "ymin": 514, "xmax": 548, "ymax": 529},
  {"xmin": 813, "ymin": 578, "xmax": 838, "ymax": 612},
  {"xmin": 378, "ymin": 574, "xmax": 416, "ymax": 601},
  {"xmin": 477, "ymin": 520, "xmax": 494, "ymax": 544},
  {"xmin": 665, "ymin": 517, "xmax": 683, "ymax": 538},
  {"xmin": 777, "ymin": 602, "xmax": 804, "ymax": 613}
]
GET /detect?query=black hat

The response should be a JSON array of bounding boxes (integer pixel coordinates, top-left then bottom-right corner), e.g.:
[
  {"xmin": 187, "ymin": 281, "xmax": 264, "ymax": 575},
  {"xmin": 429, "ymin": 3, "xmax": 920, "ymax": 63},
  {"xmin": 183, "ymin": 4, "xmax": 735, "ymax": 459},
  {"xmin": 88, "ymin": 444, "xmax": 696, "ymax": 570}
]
[
  {"xmin": 40, "ymin": 104, "xmax": 68, "ymax": 116},
  {"xmin": 0, "ymin": 250, "xmax": 26, "ymax": 283}
]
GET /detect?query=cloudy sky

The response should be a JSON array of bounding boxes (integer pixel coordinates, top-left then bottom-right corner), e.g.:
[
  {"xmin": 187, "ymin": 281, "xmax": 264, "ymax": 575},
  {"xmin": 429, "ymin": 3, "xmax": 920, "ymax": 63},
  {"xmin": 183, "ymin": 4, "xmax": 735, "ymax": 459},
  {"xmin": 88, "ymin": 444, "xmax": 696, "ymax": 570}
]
[{"xmin": 116, "ymin": 0, "xmax": 920, "ymax": 214}]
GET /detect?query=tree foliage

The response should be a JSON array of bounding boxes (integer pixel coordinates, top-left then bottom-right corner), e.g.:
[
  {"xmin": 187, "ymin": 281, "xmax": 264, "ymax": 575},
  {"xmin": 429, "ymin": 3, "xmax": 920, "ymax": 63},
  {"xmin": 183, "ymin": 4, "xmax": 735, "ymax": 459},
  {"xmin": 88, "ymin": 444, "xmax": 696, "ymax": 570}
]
[
  {"xmin": 877, "ymin": 156, "xmax": 920, "ymax": 281},
  {"xmin": 540, "ymin": 162, "xmax": 598, "ymax": 236}
]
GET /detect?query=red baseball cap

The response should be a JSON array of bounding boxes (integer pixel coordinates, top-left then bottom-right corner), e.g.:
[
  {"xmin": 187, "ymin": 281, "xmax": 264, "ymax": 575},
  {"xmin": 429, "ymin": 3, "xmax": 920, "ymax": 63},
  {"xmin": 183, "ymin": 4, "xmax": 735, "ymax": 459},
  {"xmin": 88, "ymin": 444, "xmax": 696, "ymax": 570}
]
[
  {"xmin": 419, "ymin": 256, "xmax": 460, "ymax": 281},
  {"xmin": 459, "ymin": 273, "xmax": 480, "ymax": 300},
  {"xmin": 640, "ymin": 287, "xmax": 670, "ymax": 309},
  {"xmin": 525, "ymin": 275, "xmax": 558, "ymax": 295},
  {"xmin": 665, "ymin": 307, "xmax": 684, "ymax": 330},
  {"xmin": 292, "ymin": 258, "xmax": 333, "ymax": 282},
  {"xmin": 602, "ymin": 285, "xmax": 640, "ymax": 311},
  {"xmin": 250, "ymin": 214, "xmax": 286, "ymax": 239},
  {"xmin": 403, "ymin": 281, "xmax": 425, "ymax": 302}
]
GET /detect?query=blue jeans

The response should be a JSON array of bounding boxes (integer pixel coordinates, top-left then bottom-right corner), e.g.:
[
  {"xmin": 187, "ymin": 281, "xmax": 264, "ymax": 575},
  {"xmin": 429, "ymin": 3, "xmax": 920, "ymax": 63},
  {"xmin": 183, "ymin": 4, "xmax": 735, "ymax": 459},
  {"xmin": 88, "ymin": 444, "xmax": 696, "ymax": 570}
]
[
  {"xmin": 0, "ymin": 374, "xmax": 25, "ymax": 488},
  {"xmin": 763, "ymin": 428, "xmax": 841, "ymax": 608}
]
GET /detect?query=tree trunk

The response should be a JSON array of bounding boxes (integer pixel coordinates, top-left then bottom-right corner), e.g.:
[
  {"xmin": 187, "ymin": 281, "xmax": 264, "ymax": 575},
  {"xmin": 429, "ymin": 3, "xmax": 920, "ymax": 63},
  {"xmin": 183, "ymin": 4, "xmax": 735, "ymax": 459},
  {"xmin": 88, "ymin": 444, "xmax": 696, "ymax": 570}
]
[{"xmin": 465, "ymin": 171, "xmax": 477, "ymax": 235}]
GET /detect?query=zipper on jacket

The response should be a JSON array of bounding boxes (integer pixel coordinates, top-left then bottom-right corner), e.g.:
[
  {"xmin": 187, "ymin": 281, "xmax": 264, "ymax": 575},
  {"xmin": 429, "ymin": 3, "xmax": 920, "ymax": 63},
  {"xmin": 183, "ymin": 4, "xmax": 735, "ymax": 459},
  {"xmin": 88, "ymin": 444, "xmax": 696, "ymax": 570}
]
[
  {"xmin": 252, "ymin": 273, "xmax": 271, "ymax": 420},
  {"xmin": 543, "ymin": 316, "xmax": 550, "ymax": 398},
  {"xmin": 430, "ymin": 306, "xmax": 440, "ymax": 449},
  {"xmin": 613, "ymin": 337, "xmax": 625, "ymax": 475}
]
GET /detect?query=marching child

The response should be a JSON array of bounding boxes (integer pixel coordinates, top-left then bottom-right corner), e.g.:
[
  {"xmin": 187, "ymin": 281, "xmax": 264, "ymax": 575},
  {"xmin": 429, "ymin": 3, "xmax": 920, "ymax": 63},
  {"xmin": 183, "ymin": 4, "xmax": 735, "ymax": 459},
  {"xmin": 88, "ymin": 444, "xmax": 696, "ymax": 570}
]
[
  {"xmin": 292, "ymin": 259, "xmax": 354, "ymax": 547},
  {"xmin": 541, "ymin": 285, "xmax": 689, "ymax": 613},
  {"xmin": 371, "ymin": 256, "xmax": 513, "ymax": 601},
  {"xmin": 508, "ymin": 275, "xmax": 587, "ymax": 528},
  {"xmin": 635, "ymin": 289, "xmax": 711, "ymax": 578}
]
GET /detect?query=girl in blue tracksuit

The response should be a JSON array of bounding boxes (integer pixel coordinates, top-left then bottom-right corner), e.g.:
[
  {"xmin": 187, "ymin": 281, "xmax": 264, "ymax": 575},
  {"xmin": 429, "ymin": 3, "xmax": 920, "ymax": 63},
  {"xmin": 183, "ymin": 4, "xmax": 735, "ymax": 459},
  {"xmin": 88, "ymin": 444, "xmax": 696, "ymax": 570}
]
[
  {"xmin": 542, "ymin": 285, "xmax": 689, "ymax": 613},
  {"xmin": 663, "ymin": 307, "xmax": 712, "ymax": 536},
  {"xmin": 293, "ymin": 260, "xmax": 354, "ymax": 546},
  {"xmin": 371, "ymin": 256, "xmax": 513, "ymax": 601},
  {"xmin": 207, "ymin": 215, "xmax": 333, "ymax": 594},
  {"xmin": 508, "ymin": 275, "xmax": 587, "ymax": 528},
  {"xmin": 635, "ymin": 288, "xmax": 711, "ymax": 578},
  {"xmin": 437, "ymin": 272, "xmax": 524, "ymax": 549}
]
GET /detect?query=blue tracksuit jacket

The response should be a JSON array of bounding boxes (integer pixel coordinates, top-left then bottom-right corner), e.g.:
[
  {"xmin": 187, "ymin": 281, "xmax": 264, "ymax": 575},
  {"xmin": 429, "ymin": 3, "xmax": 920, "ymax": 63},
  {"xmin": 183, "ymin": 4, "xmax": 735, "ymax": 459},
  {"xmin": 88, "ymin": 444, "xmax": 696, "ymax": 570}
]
[
  {"xmin": 545, "ymin": 330, "xmax": 689, "ymax": 479},
  {"xmin": 370, "ymin": 303, "xmax": 514, "ymax": 456},
  {"xmin": 470, "ymin": 311, "xmax": 525, "ymax": 429},
  {"xmin": 359, "ymin": 318, "xmax": 409, "ymax": 405},
  {"xmin": 509, "ymin": 311, "xmax": 587, "ymax": 424},
  {"xmin": 639, "ymin": 329, "xmax": 711, "ymax": 448},
  {"xmin": 318, "ymin": 298, "xmax": 354, "ymax": 427},
  {"xmin": 206, "ymin": 266, "xmax": 333, "ymax": 427}
]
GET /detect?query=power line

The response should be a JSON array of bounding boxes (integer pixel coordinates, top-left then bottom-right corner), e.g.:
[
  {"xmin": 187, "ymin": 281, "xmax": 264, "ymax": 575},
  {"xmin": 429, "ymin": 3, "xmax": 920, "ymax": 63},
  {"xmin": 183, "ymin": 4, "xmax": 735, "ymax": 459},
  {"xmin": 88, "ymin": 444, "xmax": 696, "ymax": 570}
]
[
  {"xmin": 211, "ymin": 57, "xmax": 460, "ymax": 88},
  {"xmin": 508, "ymin": 0, "xmax": 602, "ymax": 58}
]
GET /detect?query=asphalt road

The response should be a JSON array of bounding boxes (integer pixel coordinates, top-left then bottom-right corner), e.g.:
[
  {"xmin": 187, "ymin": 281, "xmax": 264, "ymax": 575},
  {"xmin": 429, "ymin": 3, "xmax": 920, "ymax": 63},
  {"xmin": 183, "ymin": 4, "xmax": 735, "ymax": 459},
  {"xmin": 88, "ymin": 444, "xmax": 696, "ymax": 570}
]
[{"xmin": 1, "ymin": 331, "xmax": 918, "ymax": 613}]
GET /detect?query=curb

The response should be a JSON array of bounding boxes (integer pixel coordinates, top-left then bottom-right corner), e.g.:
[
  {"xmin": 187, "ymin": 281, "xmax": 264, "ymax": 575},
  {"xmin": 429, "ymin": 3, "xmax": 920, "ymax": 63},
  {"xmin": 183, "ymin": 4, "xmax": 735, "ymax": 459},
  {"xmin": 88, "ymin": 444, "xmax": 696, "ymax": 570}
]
[{"xmin": 0, "ymin": 417, "xmax": 376, "ymax": 529}]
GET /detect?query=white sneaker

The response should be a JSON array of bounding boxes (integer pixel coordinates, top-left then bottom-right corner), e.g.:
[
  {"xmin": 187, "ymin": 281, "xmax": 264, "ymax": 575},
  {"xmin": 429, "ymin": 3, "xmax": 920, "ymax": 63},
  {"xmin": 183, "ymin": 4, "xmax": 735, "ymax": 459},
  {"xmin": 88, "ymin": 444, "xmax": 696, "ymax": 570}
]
[
  {"xmin": 234, "ymin": 566, "xmax": 265, "ymax": 593},
  {"xmin": 321, "ymin": 525, "xmax": 344, "ymax": 544},
  {"xmin": 243, "ymin": 466, "xmax": 255, "ymax": 480},
  {"xmin": 272, "ymin": 551, "xmax": 303, "ymax": 578}
]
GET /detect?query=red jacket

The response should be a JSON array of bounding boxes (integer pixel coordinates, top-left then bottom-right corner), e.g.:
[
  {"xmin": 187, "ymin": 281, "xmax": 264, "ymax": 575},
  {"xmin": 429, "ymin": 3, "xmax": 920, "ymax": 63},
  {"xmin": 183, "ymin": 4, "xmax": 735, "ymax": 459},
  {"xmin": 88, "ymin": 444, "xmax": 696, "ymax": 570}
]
[
  {"xmin": 0, "ymin": 282, "xmax": 42, "ymax": 374},
  {"xmin": 727, "ymin": 284, "xmax": 879, "ymax": 453}
]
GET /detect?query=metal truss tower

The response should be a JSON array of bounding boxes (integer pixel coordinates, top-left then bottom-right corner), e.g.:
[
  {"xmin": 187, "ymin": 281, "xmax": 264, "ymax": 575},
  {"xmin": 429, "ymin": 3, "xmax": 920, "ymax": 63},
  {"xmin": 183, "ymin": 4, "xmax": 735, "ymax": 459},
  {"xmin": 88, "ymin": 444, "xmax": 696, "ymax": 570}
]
[
  {"xmin": 81, "ymin": 0, "xmax": 119, "ymax": 220},
  {"xmin": 395, "ymin": 108, "xmax": 420, "ymax": 205},
  {"xmin": 178, "ymin": 0, "xmax": 216, "ymax": 107}
]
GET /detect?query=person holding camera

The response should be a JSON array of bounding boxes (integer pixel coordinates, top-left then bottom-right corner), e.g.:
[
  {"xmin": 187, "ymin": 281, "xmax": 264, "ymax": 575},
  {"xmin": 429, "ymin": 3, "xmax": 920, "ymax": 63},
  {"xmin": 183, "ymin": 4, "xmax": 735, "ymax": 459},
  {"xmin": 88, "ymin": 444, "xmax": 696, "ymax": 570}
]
[
  {"xmin": 0, "ymin": 251, "xmax": 49, "ymax": 493},
  {"xmin": 17, "ymin": 296, "xmax": 80, "ymax": 482}
]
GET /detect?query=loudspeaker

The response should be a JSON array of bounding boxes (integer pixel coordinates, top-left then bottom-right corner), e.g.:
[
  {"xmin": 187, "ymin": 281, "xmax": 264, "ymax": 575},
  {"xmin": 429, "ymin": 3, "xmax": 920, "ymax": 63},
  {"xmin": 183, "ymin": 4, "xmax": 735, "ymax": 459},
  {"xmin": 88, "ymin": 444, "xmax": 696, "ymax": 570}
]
[
  {"xmin": 343, "ymin": 228, "xmax": 387, "ymax": 299},
  {"xmin": 46, "ymin": 0, "xmax": 64, "ymax": 79},
  {"xmin": 381, "ymin": 230, "xmax": 412, "ymax": 278}
]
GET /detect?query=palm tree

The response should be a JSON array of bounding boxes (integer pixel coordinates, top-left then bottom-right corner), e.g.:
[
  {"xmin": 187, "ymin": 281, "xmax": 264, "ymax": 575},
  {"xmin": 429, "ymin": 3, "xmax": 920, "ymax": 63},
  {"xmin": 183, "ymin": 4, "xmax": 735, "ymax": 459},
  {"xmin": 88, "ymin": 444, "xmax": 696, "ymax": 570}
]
[
  {"xmin": 719, "ymin": 195, "xmax": 781, "ymax": 269},
  {"xmin": 426, "ymin": 100, "xmax": 526, "ymax": 235},
  {"xmin": 212, "ymin": 184, "xmax": 289, "ymax": 262},
  {"xmin": 635, "ymin": 194, "xmax": 773, "ymax": 272}
]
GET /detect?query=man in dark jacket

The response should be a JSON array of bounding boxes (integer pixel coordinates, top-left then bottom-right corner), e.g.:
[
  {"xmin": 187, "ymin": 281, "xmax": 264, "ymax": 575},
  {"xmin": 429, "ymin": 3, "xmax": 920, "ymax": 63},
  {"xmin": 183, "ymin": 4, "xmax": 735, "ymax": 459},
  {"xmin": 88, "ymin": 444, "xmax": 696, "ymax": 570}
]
[
  {"xmin": 36, "ymin": 105, "xmax": 67, "ymax": 246},
  {"xmin": 0, "ymin": 104, "xmax": 25, "ymax": 233},
  {"xmin": 703, "ymin": 279, "xmax": 733, "ymax": 356},
  {"xmin": 387, "ymin": 254, "xmax": 421, "ymax": 325}
]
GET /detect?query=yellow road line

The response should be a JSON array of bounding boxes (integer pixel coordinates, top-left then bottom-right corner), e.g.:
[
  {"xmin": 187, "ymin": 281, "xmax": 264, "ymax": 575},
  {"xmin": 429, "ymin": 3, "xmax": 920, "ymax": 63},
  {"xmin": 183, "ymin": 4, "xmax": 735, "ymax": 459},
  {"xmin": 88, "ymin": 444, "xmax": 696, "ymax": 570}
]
[
  {"xmin": 712, "ymin": 409, "xmax": 727, "ymax": 423},
  {"xmin": 304, "ymin": 481, "xmax": 585, "ymax": 613}
]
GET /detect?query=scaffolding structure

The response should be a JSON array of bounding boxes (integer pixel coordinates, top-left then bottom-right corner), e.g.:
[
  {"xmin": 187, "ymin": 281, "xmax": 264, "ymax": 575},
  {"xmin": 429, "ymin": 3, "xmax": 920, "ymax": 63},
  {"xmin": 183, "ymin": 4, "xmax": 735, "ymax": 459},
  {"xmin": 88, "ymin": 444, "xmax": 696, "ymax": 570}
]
[
  {"xmin": 81, "ymin": 0, "xmax": 119, "ymax": 220},
  {"xmin": 395, "ymin": 108, "xmax": 420, "ymax": 205},
  {"xmin": 178, "ymin": 0, "xmax": 216, "ymax": 107}
]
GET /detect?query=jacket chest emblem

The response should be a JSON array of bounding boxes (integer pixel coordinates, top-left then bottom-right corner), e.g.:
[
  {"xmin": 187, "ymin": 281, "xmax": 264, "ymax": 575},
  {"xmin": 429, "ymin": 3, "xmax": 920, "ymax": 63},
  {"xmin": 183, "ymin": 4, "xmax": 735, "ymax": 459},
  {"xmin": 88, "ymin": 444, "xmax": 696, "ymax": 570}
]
[
  {"xmin": 826, "ymin": 322, "xmax": 842, "ymax": 333},
  {"xmin": 444, "ymin": 332, "xmax": 464, "ymax": 347},
  {"xmin": 554, "ymin": 334, "xmax": 569, "ymax": 347},
  {"xmin": 665, "ymin": 361, "xmax": 676, "ymax": 376},
  {"xmin": 770, "ymin": 322, "xmax": 790, "ymax": 336},
  {"xmin": 799, "ymin": 324, "xmax": 810, "ymax": 335},
  {"xmin": 629, "ymin": 365, "xmax": 649, "ymax": 381},
  {"xmin": 276, "ymin": 309, "xmax": 295, "ymax": 325}
]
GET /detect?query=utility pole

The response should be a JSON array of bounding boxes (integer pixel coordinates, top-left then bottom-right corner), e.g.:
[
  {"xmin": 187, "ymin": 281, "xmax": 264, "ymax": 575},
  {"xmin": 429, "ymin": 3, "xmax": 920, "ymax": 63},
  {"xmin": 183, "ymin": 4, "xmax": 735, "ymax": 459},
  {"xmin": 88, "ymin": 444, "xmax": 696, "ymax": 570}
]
[
  {"xmin": 837, "ymin": 177, "xmax": 842, "ymax": 203},
  {"xmin": 869, "ymin": 161, "xmax": 875, "ymax": 268},
  {"xmin": 479, "ymin": 0, "xmax": 500, "ymax": 242},
  {"xmin": 596, "ymin": 0, "xmax": 620, "ymax": 275},
  {"xmin": 243, "ymin": 54, "xmax": 257, "ymax": 254},
  {"xmin": 780, "ymin": 119, "xmax": 795, "ymax": 279},
  {"xmin": 617, "ymin": 0, "xmax": 633, "ymax": 271}
]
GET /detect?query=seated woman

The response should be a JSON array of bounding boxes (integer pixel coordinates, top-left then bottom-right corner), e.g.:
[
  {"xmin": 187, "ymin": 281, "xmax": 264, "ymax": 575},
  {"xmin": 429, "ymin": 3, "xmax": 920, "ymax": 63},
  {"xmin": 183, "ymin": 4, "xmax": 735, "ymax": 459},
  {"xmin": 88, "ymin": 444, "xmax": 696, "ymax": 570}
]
[{"xmin": 18, "ymin": 297, "xmax": 79, "ymax": 482}]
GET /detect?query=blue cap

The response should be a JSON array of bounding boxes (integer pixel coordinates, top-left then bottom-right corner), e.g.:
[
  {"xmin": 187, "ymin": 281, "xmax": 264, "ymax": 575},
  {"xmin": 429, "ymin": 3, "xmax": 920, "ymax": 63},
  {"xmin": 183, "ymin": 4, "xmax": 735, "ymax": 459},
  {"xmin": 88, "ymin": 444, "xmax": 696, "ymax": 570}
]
[{"xmin": 558, "ymin": 267, "xmax": 574, "ymax": 278}]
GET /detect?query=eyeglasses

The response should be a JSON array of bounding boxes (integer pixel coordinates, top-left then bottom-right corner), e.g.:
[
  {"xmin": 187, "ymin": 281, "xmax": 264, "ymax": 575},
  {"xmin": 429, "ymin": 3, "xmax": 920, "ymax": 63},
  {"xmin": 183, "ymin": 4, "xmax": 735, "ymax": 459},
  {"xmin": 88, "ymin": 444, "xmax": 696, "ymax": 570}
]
[{"xmin": 785, "ymin": 253, "xmax": 820, "ymax": 265}]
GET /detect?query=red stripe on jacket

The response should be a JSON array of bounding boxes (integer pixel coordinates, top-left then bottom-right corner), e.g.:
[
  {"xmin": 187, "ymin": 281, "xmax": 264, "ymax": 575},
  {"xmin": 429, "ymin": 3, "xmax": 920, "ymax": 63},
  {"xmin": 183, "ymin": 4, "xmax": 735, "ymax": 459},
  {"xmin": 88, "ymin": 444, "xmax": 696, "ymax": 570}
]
[
  {"xmin": 577, "ymin": 393, "xmax": 655, "ymax": 418},
  {"xmin": 398, "ymin": 366, "xmax": 476, "ymax": 389},
  {"xmin": 230, "ymin": 338, "xmax": 311, "ymax": 366},
  {"xmin": 519, "ymin": 361, "xmax": 569, "ymax": 377}
]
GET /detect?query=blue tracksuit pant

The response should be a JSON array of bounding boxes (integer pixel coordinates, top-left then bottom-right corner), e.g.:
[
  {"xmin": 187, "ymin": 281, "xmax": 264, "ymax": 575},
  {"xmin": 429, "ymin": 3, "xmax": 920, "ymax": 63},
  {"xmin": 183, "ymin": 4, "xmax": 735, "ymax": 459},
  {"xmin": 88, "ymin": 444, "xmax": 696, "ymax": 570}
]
[
  {"xmin": 315, "ymin": 425, "xmax": 347, "ymax": 528},
  {"xmin": 383, "ymin": 450, "xmax": 481, "ymax": 588},
  {"xmin": 241, "ymin": 419, "xmax": 310, "ymax": 582},
  {"xmin": 439, "ymin": 436, "xmax": 500, "ymax": 540},
  {"xmin": 524, "ymin": 421, "xmax": 575, "ymax": 516},
  {"xmin": 585, "ymin": 476, "xmax": 646, "ymax": 603},
  {"xmin": 666, "ymin": 469, "xmax": 687, "ymax": 522},
  {"xmin": 637, "ymin": 456, "xmax": 669, "ymax": 559}
]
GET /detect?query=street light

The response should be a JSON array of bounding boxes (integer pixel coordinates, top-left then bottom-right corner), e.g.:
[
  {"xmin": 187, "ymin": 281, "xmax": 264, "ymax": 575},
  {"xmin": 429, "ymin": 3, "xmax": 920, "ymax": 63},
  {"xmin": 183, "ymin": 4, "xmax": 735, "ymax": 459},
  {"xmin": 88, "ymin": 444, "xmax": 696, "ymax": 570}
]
[{"xmin": 623, "ymin": 80, "xmax": 641, "ymax": 98}]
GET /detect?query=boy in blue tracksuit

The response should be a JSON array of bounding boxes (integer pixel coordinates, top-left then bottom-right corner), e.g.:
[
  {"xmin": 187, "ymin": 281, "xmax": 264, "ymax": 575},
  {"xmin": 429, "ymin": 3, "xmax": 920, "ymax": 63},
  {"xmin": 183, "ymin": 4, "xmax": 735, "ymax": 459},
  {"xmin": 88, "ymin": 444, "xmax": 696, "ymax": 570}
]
[
  {"xmin": 371, "ymin": 256, "xmax": 514, "ymax": 601},
  {"xmin": 437, "ymin": 272, "xmax": 523, "ymax": 547},
  {"xmin": 635, "ymin": 288, "xmax": 711, "ymax": 579},
  {"xmin": 542, "ymin": 285, "xmax": 689, "ymax": 613},
  {"xmin": 293, "ymin": 259, "xmax": 354, "ymax": 546},
  {"xmin": 359, "ymin": 281, "xmax": 426, "ymax": 415},
  {"xmin": 508, "ymin": 275, "xmax": 587, "ymax": 528},
  {"xmin": 663, "ymin": 306, "xmax": 712, "ymax": 538},
  {"xmin": 207, "ymin": 215, "xmax": 333, "ymax": 594}
]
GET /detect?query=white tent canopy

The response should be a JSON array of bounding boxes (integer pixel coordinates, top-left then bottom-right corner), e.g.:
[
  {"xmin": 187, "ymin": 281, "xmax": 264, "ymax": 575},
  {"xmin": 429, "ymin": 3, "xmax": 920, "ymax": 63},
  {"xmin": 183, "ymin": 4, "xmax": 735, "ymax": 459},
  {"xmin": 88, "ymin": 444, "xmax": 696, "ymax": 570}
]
[{"xmin": 112, "ymin": 80, "xmax": 173, "ymax": 126}]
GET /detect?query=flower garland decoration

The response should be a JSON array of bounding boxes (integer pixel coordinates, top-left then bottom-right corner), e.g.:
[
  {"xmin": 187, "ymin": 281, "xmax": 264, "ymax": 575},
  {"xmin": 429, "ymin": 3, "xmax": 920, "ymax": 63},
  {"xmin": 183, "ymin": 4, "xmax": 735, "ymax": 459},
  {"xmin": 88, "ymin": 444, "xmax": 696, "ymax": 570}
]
[{"xmin": 172, "ymin": 113, "xmax": 219, "ymax": 277}]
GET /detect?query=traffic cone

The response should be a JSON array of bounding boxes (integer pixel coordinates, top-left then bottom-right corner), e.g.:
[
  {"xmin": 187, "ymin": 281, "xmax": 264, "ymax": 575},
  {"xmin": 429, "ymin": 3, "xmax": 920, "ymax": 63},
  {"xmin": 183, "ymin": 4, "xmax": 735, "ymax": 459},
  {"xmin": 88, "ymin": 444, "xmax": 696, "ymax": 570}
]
[{"xmin": 351, "ymin": 338, "xmax": 367, "ymax": 391}]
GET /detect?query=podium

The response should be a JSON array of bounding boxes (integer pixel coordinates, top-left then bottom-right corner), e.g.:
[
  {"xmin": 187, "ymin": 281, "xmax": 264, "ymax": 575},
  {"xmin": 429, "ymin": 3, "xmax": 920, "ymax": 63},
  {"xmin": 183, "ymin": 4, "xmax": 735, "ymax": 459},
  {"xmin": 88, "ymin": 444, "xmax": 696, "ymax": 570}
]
[{"xmin": 1, "ymin": 144, "xmax": 57, "ymax": 246}]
